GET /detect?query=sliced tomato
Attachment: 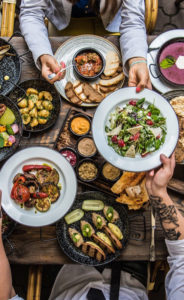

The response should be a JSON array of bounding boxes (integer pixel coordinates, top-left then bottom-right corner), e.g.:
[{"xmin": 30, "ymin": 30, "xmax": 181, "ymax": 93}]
[{"xmin": 13, "ymin": 184, "xmax": 30, "ymax": 203}]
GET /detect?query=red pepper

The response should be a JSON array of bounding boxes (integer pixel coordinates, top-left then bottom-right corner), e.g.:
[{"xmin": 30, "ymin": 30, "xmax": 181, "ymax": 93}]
[
  {"xmin": 133, "ymin": 132, "xmax": 140, "ymax": 141},
  {"xmin": 32, "ymin": 192, "xmax": 48, "ymax": 199},
  {"xmin": 11, "ymin": 176, "xmax": 26, "ymax": 199},
  {"xmin": 22, "ymin": 165, "xmax": 52, "ymax": 172},
  {"xmin": 147, "ymin": 112, "xmax": 152, "ymax": 116},
  {"xmin": 146, "ymin": 120, "xmax": 154, "ymax": 126},
  {"xmin": 129, "ymin": 100, "xmax": 137, "ymax": 106}
]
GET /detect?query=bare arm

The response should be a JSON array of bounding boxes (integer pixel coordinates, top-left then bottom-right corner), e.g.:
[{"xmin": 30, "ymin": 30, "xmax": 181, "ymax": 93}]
[{"xmin": 0, "ymin": 190, "xmax": 15, "ymax": 300}]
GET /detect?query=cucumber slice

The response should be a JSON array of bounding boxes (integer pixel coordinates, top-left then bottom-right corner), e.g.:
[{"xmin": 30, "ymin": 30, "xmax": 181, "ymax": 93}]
[
  {"xmin": 82, "ymin": 200, "xmax": 104, "ymax": 211},
  {"xmin": 65, "ymin": 209, "xmax": 84, "ymax": 224}
]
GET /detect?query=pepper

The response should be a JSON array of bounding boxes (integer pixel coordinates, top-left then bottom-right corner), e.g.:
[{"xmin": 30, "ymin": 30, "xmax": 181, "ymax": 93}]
[
  {"xmin": 32, "ymin": 192, "xmax": 48, "ymax": 199},
  {"xmin": 22, "ymin": 165, "xmax": 52, "ymax": 172}
]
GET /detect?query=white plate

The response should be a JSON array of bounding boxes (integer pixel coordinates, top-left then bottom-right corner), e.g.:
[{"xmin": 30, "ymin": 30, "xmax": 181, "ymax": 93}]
[
  {"xmin": 148, "ymin": 29, "xmax": 184, "ymax": 93},
  {"xmin": 92, "ymin": 87, "xmax": 179, "ymax": 172},
  {"xmin": 54, "ymin": 34, "xmax": 124, "ymax": 107},
  {"xmin": 0, "ymin": 147, "xmax": 77, "ymax": 227}
]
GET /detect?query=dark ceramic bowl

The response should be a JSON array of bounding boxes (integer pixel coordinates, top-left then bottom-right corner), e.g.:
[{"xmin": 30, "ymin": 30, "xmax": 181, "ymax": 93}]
[
  {"xmin": 72, "ymin": 47, "xmax": 105, "ymax": 81},
  {"xmin": 101, "ymin": 161, "xmax": 122, "ymax": 183},
  {"xmin": 69, "ymin": 113, "xmax": 91, "ymax": 137},
  {"xmin": 76, "ymin": 135, "xmax": 97, "ymax": 158},
  {"xmin": 76, "ymin": 158, "xmax": 99, "ymax": 182},
  {"xmin": 60, "ymin": 147, "xmax": 78, "ymax": 168}
]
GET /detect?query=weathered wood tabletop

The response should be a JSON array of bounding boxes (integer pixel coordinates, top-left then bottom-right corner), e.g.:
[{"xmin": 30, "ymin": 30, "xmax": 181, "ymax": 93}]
[{"xmin": 2, "ymin": 36, "xmax": 184, "ymax": 264}]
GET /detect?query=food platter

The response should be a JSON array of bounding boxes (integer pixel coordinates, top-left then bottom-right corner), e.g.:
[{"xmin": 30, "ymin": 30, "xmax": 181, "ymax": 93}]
[
  {"xmin": 54, "ymin": 34, "xmax": 125, "ymax": 107},
  {"xmin": 56, "ymin": 191, "xmax": 129, "ymax": 266},
  {"xmin": 0, "ymin": 147, "xmax": 77, "ymax": 227},
  {"xmin": 148, "ymin": 29, "xmax": 184, "ymax": 93},
  {"xmin": 92, "ymin": 87, "xmax": 179, "ymax": 172}
]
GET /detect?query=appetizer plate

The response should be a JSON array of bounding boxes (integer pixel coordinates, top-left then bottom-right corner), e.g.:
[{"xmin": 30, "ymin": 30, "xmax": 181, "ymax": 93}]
[
  {"xmin": 92, "ymin": 87, "xmax": 179, "ymax": 172},
  {"xmin": 0, "ymin": 95, "xmax": 22, "ymax": 162},
  {"xmin": 56, "ymin": 191, "xmax": 129, "ymax": 266},
  {"xmin": 0, "ymin": 147, "xmax": 77, "ymax": 227},
  {"xmin": 54, "ymin": 34, "xmax": 124, "ymax": 107},
  {"xmin": 148, "ymin": 29, "xmax": 184, "ymax": 93}
]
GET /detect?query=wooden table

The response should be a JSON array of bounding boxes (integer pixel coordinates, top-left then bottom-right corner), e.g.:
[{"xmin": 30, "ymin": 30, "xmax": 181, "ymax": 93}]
[{"xmin": 2, "ymin": 36, "xmax": 184, "ymax": 264}]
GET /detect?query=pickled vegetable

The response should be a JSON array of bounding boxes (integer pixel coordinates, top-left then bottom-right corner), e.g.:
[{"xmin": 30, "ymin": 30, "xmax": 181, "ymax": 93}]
[
  {"xmin": 65, "ymin": 209, "xmax": 84, "ymax": 224},
  {"xmin": 82, "ymin": 200, "xmax": 104, "ymax": 211}
]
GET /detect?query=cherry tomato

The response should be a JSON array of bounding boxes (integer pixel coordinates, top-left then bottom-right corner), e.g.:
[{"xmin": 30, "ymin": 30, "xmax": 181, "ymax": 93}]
[
  {"xmin": 13, "ymin": 184, "xmax": 30, "ymax": 203},
  {"xmin": 147, "ymin": 112, "xmax": 152, "ymax": 116},
  {"xmin": 111, "ymin": 135, "xmax": 118, "ymax": 143},
  {"xmin": 156, "ymin": 134, "xmax": 160, "ymax": 139},
  {"xmin": 146, "ymin": 120, "xmax": 154, "ymax": 126},
  {"xmin": 129, "ymin": 100, "xmax": 137, "ymax": 106},
  {"xmin": 133, "ymin": 132, "xmax": 140, "ymax": 141},
  {"xmin": 118, "ymin": 139, "xmax": 125, "ymax": 147},
  {"xmin": 129, "ymin": 136, "xmax": 134, "ymax": 141}
]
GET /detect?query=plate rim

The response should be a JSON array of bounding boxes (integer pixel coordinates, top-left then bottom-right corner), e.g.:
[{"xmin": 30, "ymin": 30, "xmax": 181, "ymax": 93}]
[
  {"xmin": 0, "ymin": 146, "xmax": 77, "ymax": 227},
  {"xmin": 92, "ymin": 87, "xmax": 179, "ymax": 172},
  {"xmin": 54, "ymin": 34, "xmax": 125, "ymax": 108}
]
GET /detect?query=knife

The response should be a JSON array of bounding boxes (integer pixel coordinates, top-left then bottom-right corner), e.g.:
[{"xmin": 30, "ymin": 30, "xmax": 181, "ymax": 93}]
[{"xmin": 150, "ymin": 207, "xmax": 156, "ymax": 262}]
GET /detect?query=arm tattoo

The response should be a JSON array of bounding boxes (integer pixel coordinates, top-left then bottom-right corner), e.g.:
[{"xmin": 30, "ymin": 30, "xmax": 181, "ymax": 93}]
[{"xmin": 150, "ymin": 195, "xmax": 181, "ymax": 240}]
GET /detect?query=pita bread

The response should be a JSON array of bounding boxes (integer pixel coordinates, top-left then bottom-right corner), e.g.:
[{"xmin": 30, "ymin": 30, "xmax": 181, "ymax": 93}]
[
  {"xmin": 125, "ymin": 145, "xmax": 136, "ymax": 158},
  {"xmin": 170, "ymin": 96, "xmax": 184, "ymax": 117},
  {"xmin": 104, "ymin": 51, "xmax": 120, "ymax": 76},
  {"xmin": 99, "ymin": 73, "xmax": 124, "ymax": 87}
]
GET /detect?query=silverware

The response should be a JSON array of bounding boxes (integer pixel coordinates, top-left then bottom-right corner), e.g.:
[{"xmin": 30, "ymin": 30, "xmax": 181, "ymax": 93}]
[
  {"xmin": 150, "ymin": 207, "xmax": 156, "ymax": 262},
  {"xmin": 48, "ymin": 64, "xmax": 74, "ymax": 80}
]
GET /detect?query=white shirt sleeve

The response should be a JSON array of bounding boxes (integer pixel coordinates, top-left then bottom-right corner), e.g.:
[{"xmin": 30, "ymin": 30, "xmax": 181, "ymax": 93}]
[
  {"xmin": 20, "ymin": 0, "xmax": 53, "ymax": 70},
  {"xmin": 119, "ymin": 0, "xmax": 148, "ymax": 75},
  {"xmin": 10, "ymin": 295, "xmax": 24, "ymax": 300},
  {"xmin": 165, "ymin": 239, "xmax": 184, "ymax": 300}
]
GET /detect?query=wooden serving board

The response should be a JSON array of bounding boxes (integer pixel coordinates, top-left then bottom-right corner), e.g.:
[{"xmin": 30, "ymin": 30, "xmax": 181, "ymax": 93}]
[{"xmin": 53, "ymin": 107, "xmax": 121, "ymax": 195}]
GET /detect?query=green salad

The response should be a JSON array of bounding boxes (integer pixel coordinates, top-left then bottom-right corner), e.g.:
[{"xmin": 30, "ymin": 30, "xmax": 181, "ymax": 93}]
[{"xmin": 105, "ymin": 98, "xmax": 167, "ymax": 158}]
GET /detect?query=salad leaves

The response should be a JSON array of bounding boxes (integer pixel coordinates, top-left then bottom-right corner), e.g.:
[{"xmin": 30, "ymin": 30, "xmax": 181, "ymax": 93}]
[{"xmin": 105, "ymin": 98, "xmax": 167, "ymax": 158}]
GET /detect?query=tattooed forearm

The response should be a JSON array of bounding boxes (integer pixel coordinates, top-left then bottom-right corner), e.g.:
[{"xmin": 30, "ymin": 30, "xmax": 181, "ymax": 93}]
[{"xmin": 150, "ymin": 195, "xmax": 181, "ymax": 240}]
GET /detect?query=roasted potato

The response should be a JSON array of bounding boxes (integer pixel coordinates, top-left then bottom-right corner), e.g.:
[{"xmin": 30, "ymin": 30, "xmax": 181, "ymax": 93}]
[
  {"xmin": 38, "ymin": 110, "xmax": 50, "ymax": 118},
  {"xmin": 18, "ymin": 98, "xmax": 27, "ymax": 108},
  {"xmin": 42, "ymin": 101, "xmax": 53, "ymax": 111},
  {"xmin": 28, "ymin": 99, "xmax": 34, "ymax": 110},
  {"xmin": 38, "ymin": 117, "xmax": 47, "ymax": 124},
  {"xmin": 26, "ymin": 88, "xmax": 38, "ymax": 95},
  {"xmin": 30, "ymin": 117, "xmax": 38, "ymax": 127},
  {"xmin": 29, "ymin": 107, "xmax": 38, "ymax": 118},
  {"xmin": 28, "ymin": 94, "xmax": 38, "ymax": 103},
  {"xmin": 22, "ymin": 114, "xmax": 31, "ymax": 125},
  {"xmin": 36, "ymin": 100, "xmax": 43, "ymax": 110},
  {"xmin": 39, "ymin": 91, "xmax": 53, "ymax": 101},
  {"xmin": 19, "ymin": 108, "xmax": 29, "ymax": 114}
]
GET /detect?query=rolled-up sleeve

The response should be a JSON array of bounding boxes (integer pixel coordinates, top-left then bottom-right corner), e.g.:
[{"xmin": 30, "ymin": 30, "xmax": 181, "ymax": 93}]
[
  {"xmin": 119, "ymin": 0, "xmax": 148, "ymax": 75},
  {"xmin": 165, "ymin": 239, "xmax": 184, "ymax": 300},
  {"xmin": 20, "ymin": 0, "xmax": 53, "ymax": 70}
]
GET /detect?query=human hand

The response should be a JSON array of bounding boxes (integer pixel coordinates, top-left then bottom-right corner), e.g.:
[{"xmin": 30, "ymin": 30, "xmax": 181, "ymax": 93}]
[
  {"xmin": 40, "ymin": 54, "xmax": 65, "ymax": 84},
  {"xmin": 128, "ymin": 57, "xmax": 152, "ymax": 92},
  {"xmin": 146, "ymin": 153, "xmax": 175, "ymax": 197}
]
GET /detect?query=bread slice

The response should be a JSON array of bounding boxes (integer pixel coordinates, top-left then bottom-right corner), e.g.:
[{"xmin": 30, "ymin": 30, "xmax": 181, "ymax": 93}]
[
  {"xmin": 104, "ymin": 51, "xmax": 120, "ymax": 76},
  {"xmin": 99, "ymin": 73, "xmax": 124, "ymax": 87}
]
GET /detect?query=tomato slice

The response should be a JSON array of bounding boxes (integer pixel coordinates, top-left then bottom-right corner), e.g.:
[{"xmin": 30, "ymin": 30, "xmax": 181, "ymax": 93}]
[{"xmin": 13, "ymin": 184, "xmax": 30, "ymax": 203}]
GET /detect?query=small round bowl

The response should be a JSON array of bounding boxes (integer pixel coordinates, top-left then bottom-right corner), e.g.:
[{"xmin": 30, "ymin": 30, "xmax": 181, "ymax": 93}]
[
  {"xmin": 60, "ymin": 147, "xmax": 78, "ymax": 168},
  {"xmin": 72, "ymin": 47, "xmax": 105, "ymax": 81},
  {"xmin": 76, "ymin": 158, "xmax": 99, "ymax": 182},
  {"xmin": 101, "ymin": 161, "xmax": 122, "ymax": 183},
  {"xmin": 69, "ymin": 113, "xmax": 91, "ymax": 137},
  {"xmin": 76, "ymin": 135, "xmax": 97, "ymax": 158}
]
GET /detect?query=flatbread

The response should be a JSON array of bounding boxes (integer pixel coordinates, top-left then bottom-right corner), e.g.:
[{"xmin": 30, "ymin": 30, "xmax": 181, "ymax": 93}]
[
  {"xmin": 170, "ymin": 96, "xmax": 184, "ymax": 118},
  {"xmin": 99, "ymin": 73, "xmax": 124, "ymax": 87},
  {"xmin": 104, "ymin": 51, "xmax": 120, "ymax": 76}
]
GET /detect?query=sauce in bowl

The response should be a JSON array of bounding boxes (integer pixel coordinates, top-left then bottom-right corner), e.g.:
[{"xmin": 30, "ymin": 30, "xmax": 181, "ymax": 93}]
[{"xmin": 75, "ymin": 52, "xmax": 103, "ymax": 77}]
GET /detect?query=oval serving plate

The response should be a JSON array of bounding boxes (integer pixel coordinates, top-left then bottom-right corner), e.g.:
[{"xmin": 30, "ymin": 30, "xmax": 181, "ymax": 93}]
[
  {"xmin": 54, "ymin": 34, "xmax": 125, "ymax": 108},
  {"xmin": 9, "ymin": 79, "xmax": 61, "ymax": 133},
  {"xmin": 0, "ymin": 147, "xmax": 77, "ymax": 227},
  {"xmin": 92, "ymin": 87, "xmax": 179, "ymax": 172},
  {"xmin": 56, "ymin": 191, "xmax": 129, "ymax": 266},
  {"xmin": 0, "ymin": 95, "xmax": 22, "ymax": 162}
]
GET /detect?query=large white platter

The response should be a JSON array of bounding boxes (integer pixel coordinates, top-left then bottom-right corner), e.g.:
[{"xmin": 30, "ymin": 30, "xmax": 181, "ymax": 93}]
[
  {"xmin": 54, "ymin": 34, "xmax": 124, "ymax": 107},
  {"xmin": 0, "ymin": 147, "xmax": 77, "ymax": 227},
  {"xmin": 92, "ymin": 87, "xmax": 179, "ymax": 172},
  {"xmin": 148, "ymin": 29, "xmax": 184, "ymax": 94}
]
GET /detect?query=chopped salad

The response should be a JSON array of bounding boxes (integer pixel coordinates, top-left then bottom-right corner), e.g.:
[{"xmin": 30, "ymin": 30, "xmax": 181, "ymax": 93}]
[{"xmin": 105, "ymin": 98, "xmax": 167, "ymax": 158}]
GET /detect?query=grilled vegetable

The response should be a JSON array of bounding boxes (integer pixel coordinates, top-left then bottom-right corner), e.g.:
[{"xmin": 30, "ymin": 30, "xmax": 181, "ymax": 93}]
[
  {"xmin": 103, "ymin": 226, "xmax": 122, "ymax": 250},
  {"xmin": 32, "ymin": 192, "xmax": 48, "ymax": 199},
  {"xmin": 108, "ymin": 223, "xmax": 123, "ymax": 240},
  {"xmin": 23, "ymin": 165, "xmax": 52, "ymax": 172},
  {"xmin": 35, "ymin": 198, "xmax": 51, "ymax": 212},
  {"xmin": 41, "ymin": 183, "xmax": 60, "ymax": 203},
  {"xmin": 68, "ymin": 228, "xmax": 84, "ymax": 247},
  {"xmin": 65, "ymin": 209, "xmax": 84, "ymax": 225},
  {"xmin": 82, "ymin": 200, "xmax": 104, "ymax": 211},
  {"xmin": 81, "ymin": 220, "xmax": 95, "ymax": 238}
]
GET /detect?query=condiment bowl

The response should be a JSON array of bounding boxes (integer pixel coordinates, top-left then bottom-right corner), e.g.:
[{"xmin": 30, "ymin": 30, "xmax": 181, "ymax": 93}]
[
  {"xmin": 72, "ymin": 47, "xmax": 105, "ymax": 81},
  {"xmin": 69, "ymin": 113, "xmax": 91, "ymax": 137},
  {"xmin": 101, "ymin": 161, "xmax": 122, "ymax": 183},
  {"xmin": 60, "ymin": 147, "xmax": 78, "ymax": 168},
  {"xmin": 76, "ymin": 158, "xmax": 99, "ymax": 182},
  {"xmin": 76, "ymin": 135, "xmax": 97, "ymax": 158}
]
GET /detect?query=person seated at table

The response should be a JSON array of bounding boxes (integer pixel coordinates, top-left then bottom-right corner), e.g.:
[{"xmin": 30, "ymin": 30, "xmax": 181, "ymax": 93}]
[
  {"xmin": 1, "ymin": 153, "xmax": 184, "ymax": 300},
  {"xmin": 19, "ymin": 0, "xmax": 151, "ymax": 91}
]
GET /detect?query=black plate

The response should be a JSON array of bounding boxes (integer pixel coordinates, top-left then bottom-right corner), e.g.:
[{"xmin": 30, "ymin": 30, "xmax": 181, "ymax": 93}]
[
  {"xmin": 0, "ymin": 95, "xmax": 23, "ymax": 162},
  {"xmin": 156, "ymin": 37, "xmax": 184, "ymax": 87},
  {"xmin": 9, "ymin": 79, "xmax": 61, "ymax": 133},
  {"xmin": 162, "ymin": 89, "xmax": 184, "ymax": 101},
  {"xmin": 56, "ymin": 191, "xmax": 129, "ymax": 266},
  {"xmin": 0, "ymin": 38, "xmax": 21, "ymax": 96}
]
